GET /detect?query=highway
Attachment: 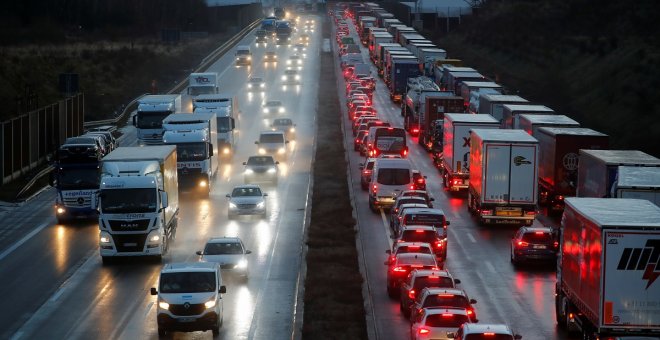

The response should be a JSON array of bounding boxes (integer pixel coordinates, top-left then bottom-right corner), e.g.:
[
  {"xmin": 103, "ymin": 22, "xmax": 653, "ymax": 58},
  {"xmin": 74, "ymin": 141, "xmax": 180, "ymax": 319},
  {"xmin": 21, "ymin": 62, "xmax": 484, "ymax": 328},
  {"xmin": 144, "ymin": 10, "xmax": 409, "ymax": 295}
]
[
  {"xmin": 0, "ymin": 16, "xmax": 321, "ymax": 340},
  {"xmin": 332, "ymin": 17, "xmax": 569, "ymax": 340}
]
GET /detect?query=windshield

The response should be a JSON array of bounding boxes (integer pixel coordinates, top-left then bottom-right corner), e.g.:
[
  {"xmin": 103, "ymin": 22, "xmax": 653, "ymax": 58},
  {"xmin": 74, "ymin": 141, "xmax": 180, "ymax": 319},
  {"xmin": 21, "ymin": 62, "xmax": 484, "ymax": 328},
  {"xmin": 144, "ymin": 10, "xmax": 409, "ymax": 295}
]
[
  {"xmin": 413, "ymin": 276, "xmax": 455, "ymax": 290},
  {"xmin": 188, "ymin": 87, "xmax": 216, "ymax": 96},
  {"xmin": 401, "ymin": 230, "xmax": 438, "ymax": 243},
  {"xmin": 174, "ymin": 142, "xmax": 207, "ymax": 161},
  {"xmin": 101, "ymin": 188, "xmax": 157, "ymax": 213},
  {"xmin": 232, "ymin": 187, "xmax": 262, "ymax": 197},
  {"xmin": 247, "ymin": 157, "xmax": 275, "ymax": 166},
  {"xmin": 404, "ymin": 213, "xmax": 445, "ymax": 227},
  {"xmin": 58, "ymin": 168, "xmax": 100, "ymax": 189},
  {"xmin": 250, "ymin": 78, "xmax": 263, "ymax": 83},
  {"xmin": 136, "ymin": 112, "xmax": 169, "ymax": 129},
  {"xmin": 204, "ymin": 242, "xmax": 244, "ymax": 255},
  {"xmin": 424, "ymin": 314, "xmax": 468, "ymax": 328},
  {"xmin": 260, "ymin": 134, "xmax": 285, "ymax": 143},
  {"xmin": 217, "ymin": 116, "xmax": 232, "ymax": 132},
  {"xmin": 159, "ymin": 272, "xmax": 216, "ymax": 293},
  {"xmin": 266, "ymin": 101, "xmax": 281, "ymax": 107},
  {"xmin": 237, "ymin": 49, "xmax": 251, "ymax": 55},
  {"xmin": 376, "ymin": 168, "xmax": 410, "ymax": 185},
  {"xmin": 274, "ymin": 119, "xmax": 292, "ymax": 126},
  {"xmin": 422, "ymin": 295, "xmax": 469, "ymax": 309},
  {"xmin": 65, "ymin": 137, "xmax": 96, "ymax": 144}
]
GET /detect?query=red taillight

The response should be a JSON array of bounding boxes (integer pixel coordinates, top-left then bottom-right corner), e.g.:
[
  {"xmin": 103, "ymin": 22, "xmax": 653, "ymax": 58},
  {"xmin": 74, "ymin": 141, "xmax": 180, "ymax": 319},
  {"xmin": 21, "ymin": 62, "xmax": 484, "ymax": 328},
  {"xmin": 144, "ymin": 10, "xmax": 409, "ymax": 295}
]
[
  {"xmin": 554, "ymin": 241, "xmax": 559, "ymax": 248},
  {"xmin": 418, "ymin": 328, "xmax": 430, "ymax": 335},
  {"xmin": 480, "ymin": 209, "xmax": 493, "ymax": 216},
  {"xmin": 484, "ymin": 332, "xmax": 495, "ymax": 336},
  {"xmin": 467, "ymin": 309, "xmax": 474, "ymax": 315},
  {"xmin": 392, "ymin": 266, "xmax": 407, "ymax": 272},
  {"xmin": 557, "ymin": 195, "xmax": 564, "ymax": 201},
  {"xmin": 452, "ymin": 179, "xmax": 461, "ymax": 185},
  {"xmin": 441, "ymin": 313, "xmax": 454, "ymax": 317},
  {"xmin": 410, "ymin": 185, "xmax": 415, "ymax": 190},
  {"xmin": 415, "ymin": 229, "xmax": 424, "ymax": 233},
  {"xmin": 403, "ymin": 148, "xmax": 408, "ymax": 156},
  {"xmin": 417, "ymin": 178, "xmax": 425, "ymax": 184},
  {"xmin": 526, "ymin": 211, "xmax": 536, "ymax": 216},
  {"xmin": 517, "ymin": 241, "xmax": 529, "ymax": 247},
  {"xmin": 372, "ymin": 184, "xmax": 377, "ymax": 193},
  {"xmin": 434, "ymin": 241, "xmax": 443, "ymax": 248},
  {"xmin": 412, "ymin": 128, "xmax": 419, "ymax": 133},
  {"xmin": 408, "ymin": 289, "xmax": 415, "ymax": 299}
]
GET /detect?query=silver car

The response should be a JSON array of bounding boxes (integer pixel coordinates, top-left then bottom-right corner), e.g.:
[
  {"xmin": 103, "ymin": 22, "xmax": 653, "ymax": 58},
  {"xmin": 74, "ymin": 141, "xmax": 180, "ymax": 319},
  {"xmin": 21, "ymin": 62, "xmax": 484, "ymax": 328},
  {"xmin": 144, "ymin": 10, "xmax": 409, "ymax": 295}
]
[
  {"xmin": 197, "ymin": 237, "xmax": 252, "ymax": 279},
  {"xmin": 243, "ymin": 155, "xmax": 279, "ymax": 184},
  {"xmin": 226, "ymin": 185, "xmax": 268, "ymax": 218}
]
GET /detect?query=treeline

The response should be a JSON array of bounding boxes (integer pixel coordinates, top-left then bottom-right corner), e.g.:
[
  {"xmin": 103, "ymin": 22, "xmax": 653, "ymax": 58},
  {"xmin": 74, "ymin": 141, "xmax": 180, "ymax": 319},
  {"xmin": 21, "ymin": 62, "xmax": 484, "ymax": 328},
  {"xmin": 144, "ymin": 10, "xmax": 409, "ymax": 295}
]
[{"xmin": 0, "ymin": 0, "xmax": 213, "ymax": 43}]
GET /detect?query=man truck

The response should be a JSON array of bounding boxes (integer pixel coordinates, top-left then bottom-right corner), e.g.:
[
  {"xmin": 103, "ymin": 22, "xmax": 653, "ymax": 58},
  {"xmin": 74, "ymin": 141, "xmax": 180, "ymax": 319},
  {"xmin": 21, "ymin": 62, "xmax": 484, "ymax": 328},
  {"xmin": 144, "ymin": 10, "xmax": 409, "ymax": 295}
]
[
  {"xmin": 95, "ymin": 146, "xmax": 179, "ymax": 264},
  {"xmin": 134, "ymin": 94, "xmax": 182, "ymax": 145}
]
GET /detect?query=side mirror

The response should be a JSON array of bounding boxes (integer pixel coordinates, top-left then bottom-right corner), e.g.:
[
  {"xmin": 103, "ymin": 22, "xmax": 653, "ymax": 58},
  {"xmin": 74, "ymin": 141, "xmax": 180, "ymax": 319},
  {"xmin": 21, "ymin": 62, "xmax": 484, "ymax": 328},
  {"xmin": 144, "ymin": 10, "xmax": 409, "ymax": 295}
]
[
  {"xmin": 150, "ymin": 287, "xmax": 158, "ymax": 295},
  {"xmin": 242, "ymin": 162, "xmax": 247, "ymax": 165},
  {"xmin": 263, "ymin": 193, "xmax": 268, "ymax": 197},
  {"xmin": 225, "ymin": 194, "xmax": 231, "ymax": 198},
  {"xmin": 132, "ymin": 115, "xmax": 137, "ymax": 126},
  {"xmin": 385, "ymin": 250, "xmax": 391, "ymax": 254},
  {"xmin": 160, "ymin": 191, "xmax": 168, "ymax": 211},
  {"xmin": 255, "ymin": 141, "xmax": 259, "ymax": 144},
  {"xmin": 285, "ymin": 140, "xmax": 290, "ymax": 144},
  {"xmin": 514, "ymin": 335, "xmax": 522, "ymax": 340},
  {"xmin": 445, "ymin": 221, "xmax": 450, "ymax": 226},
  {"xmin": 219, "ymin": 285, "xmax": 227, "ymax": 294},
  {"xmin": 208, "ymin": 143, "xmax": 214, "ymax": 156},
  {"xmin": 196, "ymin": 251, "xmax": 203, "ymax": 256},
  {"xmin": 275, "ymin": 161, "xmax": 280, "ymax": 165},
  {"xmin": 454, "ymin": 279, "xmax": 461, "ymax": 284},
  {"xmin": 430, "ymin": 197, "xmax": 435, "ymax": 201},
  {"xmin": 470, "ymin": 298, "xmax": 477, "ymax": 304},
  {"xmin": 246, "ymin": 250, "xmax": 252, "ymax": 254}
]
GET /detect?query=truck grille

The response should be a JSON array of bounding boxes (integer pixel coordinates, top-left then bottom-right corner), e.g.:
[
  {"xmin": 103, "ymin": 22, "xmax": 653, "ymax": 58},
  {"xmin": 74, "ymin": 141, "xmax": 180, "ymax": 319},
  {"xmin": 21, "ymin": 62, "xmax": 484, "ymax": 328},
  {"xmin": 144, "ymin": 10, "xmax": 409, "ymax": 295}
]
[
  {"xmin": 63, "ymin": 196, "xmax": 91, "ymax": 207},
  {"xmin": 111, "ymin": 234, "xmax": 147, "ymax": 252},
  {"xmin": 169, "ymin": 303, "xmax": 205, "ymax": 316},
  {"xmin": 108, "ymin": 219, "xmax": 151, "ymax": 232}
]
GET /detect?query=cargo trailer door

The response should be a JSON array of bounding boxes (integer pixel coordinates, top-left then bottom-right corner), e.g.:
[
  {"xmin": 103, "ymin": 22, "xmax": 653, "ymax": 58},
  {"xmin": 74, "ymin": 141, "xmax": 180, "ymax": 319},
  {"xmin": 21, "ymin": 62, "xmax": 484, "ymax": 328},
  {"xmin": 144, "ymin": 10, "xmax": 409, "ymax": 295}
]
[
  {"xmin": 509, "ymin": 144, "xmax": 537, "ymax": 204},
  {"xmin": 484, "ymin": 144, "xmax": 511, "ymax": 203}
]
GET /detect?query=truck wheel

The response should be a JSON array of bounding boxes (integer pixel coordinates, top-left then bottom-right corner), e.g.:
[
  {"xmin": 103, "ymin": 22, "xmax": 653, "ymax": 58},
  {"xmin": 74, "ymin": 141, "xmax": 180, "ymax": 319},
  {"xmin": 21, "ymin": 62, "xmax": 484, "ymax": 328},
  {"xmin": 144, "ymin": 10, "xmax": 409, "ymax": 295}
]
[
  {"xmin": 101, "ymin": 256, "xmax": 112, "ymax": 265},
  {"xmin": 158, "ymin": 328, "xmax": 166, "ymax": 338},
  {"xmin": 555, "ymin": 295, "xmax": 567, "ymax": 327}
]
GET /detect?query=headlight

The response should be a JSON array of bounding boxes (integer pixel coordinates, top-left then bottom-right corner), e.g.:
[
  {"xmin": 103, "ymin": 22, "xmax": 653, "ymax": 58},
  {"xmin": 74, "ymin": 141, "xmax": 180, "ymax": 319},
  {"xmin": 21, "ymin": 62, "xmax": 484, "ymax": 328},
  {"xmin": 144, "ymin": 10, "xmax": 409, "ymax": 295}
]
[
  {"xmin": 198, "ymin": 180, "xmax": 207, "ymax": 188},
  {"xmin": 287, "ymin": 60, "xmax": 291, "ymax": 64},
  {"xmin": 56, "ymin": 207, "xmax": 66, "ymax": 214},
  {"xmin": 158, "ymin": 301, "xmax": 170, "ymax": 310},
  {"xmin": 282, "ymin": 75, "xmax": 287, "ymax": 81},
  {"xmin": 248, "ymin": 84, "xmax": 252, "ymax": 88},
  {"xmin": 149, "ymin": 235, "xmax": 160, "ymax": 242},
  {"xmin": 223, "ymin": 148, "xmax": 230, "ymax": 154},
  {"xmin": 290, "ymin": 127, "xmax": 295, "ymax": 132},
  {"xmin": 260, "ymin": 83, "xmax": 265, "ymax": 88},
  {"xmin": 100, "ymin": 236, "xmax": 111, "ymax": 243},
  {"xmin": 247, "ymin": 56, "xmax": 252, "ymax": 60},
  {"xmin": 236, "ymin": 57, "xmax": 240, "ymax": 60},
  {"xmin": 295, "ymin": 75, "xmax": 300, "ymax": 80},
  {"xmin": 245, "ymin": 169, "xmax": 254, "ymax": 175},
  {"xmin": 258, "ymin": 148, "xmax": 266, "ymax": 155},
  {"xmin": 267, "ymin": 167, "xmax": 276, "ymax": 174},
  {"xmin": 263, "ymin": 108, "xmax": 269, "ymax": 113},
  {"xmin": 204, "ymin": 299, "xmax": 216, "ymax": 309},
  {"xmin": 257, "ymin": 202, "xmax": 265, "ymax": 208},
  {"xmin": 278, "ymin": 147, "xmax": 286, "ymax": 154},
  {"xmin": 279, "ymin": 107, "xmax": 285, "ymax": 113},
  {"xmin": 236, "ymin": 259, "xmax": 248, "ymax": 269},
  {"xmin": 229, "ymin": 202, "xmax": 237, "ymax": 209}
]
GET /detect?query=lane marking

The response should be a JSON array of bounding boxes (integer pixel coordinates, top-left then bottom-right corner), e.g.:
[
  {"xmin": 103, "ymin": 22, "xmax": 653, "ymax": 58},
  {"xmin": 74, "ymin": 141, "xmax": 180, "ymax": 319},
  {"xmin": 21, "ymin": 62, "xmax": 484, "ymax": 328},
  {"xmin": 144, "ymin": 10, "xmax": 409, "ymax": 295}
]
[
  {"xmin": 0, "ymin": 222, "xmax": 49, "ymax": 262},
  {"xmin": 467, "ymin": 232, "xmax": 477, "ymax": 243},
  {"xmin": 485, "ymin": 260, "xmax": 496, "ymax": 274},
  {"xmin": 380, "ymin": 209, "xmax": 393, "ymax": 248}
]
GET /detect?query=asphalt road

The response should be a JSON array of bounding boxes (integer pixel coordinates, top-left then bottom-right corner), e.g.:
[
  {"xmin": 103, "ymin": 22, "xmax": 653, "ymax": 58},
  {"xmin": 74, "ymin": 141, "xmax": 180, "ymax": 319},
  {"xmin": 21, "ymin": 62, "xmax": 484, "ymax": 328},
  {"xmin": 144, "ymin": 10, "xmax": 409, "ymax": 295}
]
[
  {"xmin": 331, "ymin": 17, "xmax": 570, "ymax": 340},
  {"xmin": 0, "ymin": 16, "xmax": 321, "ymax": 340}
]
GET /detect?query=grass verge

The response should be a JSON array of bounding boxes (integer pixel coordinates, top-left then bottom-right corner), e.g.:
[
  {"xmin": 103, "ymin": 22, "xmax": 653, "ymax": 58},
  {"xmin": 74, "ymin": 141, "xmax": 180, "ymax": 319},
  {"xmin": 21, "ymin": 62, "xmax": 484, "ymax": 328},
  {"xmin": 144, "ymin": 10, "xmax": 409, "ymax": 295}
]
[{"xmin": 301, "ymin": 18, "xmax": 368, "ymax": 340}]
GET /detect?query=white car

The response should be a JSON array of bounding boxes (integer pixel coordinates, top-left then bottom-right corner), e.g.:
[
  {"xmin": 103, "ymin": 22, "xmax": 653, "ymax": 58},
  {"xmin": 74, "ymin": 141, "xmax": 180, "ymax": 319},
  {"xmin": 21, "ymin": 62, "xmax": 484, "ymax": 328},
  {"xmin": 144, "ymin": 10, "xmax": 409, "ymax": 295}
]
[
  {"xmin": 286, "ymin": 54, "xmax": 303, "ymax": 69},
  {"xmin": 226, "ymin": 185, "xmax": 268, "ymax": 218},
  {"xmin": 263, "ymin": 100, "xmax": 285, "ymax": 114},
  {"xmin": 255, "ymin": 131, "xmax": 289, "ymax": 160},
  {"xmin": 247, "ymin": 76, "xmax": 266, "ymax": 92},
  {"xmin": 410, "ymin": 307, "xmax": 471, "ymax": 340},
  {"xmin": 243, "ymin": 155, "xmax": 279, "ymax": 184},
  {"xmin": 282, "ymin": 69, "xmax": 301, "ymax": 84},
  {"xmin": 271, "ymin": 118, "xmax": 296, "ymax": 140},
  {"xmin": 197, "ymin": 237, "xmax": 252, "ymax": 279}
]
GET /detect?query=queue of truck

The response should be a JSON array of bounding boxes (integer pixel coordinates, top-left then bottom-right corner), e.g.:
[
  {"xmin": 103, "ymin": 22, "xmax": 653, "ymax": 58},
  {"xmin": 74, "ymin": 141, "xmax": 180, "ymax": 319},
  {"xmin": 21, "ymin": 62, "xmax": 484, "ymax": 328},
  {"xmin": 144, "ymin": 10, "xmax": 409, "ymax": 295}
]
[{"xmin": 336, "ymin": 2, "xmax": 660, "ymax": 339}]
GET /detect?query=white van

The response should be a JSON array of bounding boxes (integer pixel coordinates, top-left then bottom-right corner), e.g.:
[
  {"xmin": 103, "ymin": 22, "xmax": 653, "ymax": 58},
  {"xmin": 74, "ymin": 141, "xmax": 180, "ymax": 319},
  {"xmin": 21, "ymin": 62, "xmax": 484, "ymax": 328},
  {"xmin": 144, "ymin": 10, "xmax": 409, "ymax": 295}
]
[
  {"xmin": 369, "ymin": 158, "xmax": 413, "ymax": 211},
  {"xmin": 151, "ymin": 262, "xmax": 226, "ymax": 337},
  {"xmin": 235, "ymin": 45, "xmax": 252, "ymax": 65},
  {"xmin": 255, "ymin": 131, "xmax": 289, "ymax": 160}
]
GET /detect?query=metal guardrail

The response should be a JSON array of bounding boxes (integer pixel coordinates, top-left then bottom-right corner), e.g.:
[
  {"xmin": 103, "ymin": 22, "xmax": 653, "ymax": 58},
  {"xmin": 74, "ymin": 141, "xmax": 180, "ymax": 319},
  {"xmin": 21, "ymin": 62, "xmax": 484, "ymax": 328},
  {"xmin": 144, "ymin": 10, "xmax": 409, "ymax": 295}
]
[
  {"xmin": 15, "ymin": 165, "xmax": 54, "ymax": 200},
  {"xmin": 83, "ymin": 93, "xmax": 148, "ymax": 128}
]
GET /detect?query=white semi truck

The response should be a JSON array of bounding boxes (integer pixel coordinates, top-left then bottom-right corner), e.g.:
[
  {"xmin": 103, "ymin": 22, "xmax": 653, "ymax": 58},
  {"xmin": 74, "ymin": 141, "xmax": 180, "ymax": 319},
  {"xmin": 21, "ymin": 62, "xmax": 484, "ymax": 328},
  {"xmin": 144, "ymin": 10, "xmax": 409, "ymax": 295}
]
[
  {"xmin": 441, "ymin": 113, "xmax": 499, "ymax": 192},
  {"xmin": 162, "ymin": 113, "xmax": 218, "ymax": 196},
  {"xmin": 467, "ymin": 129, "xmax": 539, "ymax": 225},
  {"xmin": 187, "ymin": 72, "xmax": 219, "ymax": 96},
  {"xmin": 556, "ymin": 198, "xmax": 660, "ymax": 339},
  {"xmin": 96, "ymin": 146, "xmax": 179, "ymax": 263},
  {"xmin": 193, "ymin": 94, "xmax": 238, "ymax": 157},
  {"xmin": 134, "ymin": 94, "xmax": 182, "ymax": 145},
  {"xmin": 612, "ymin": 166, "xmax": 660, "ymax": 205}
]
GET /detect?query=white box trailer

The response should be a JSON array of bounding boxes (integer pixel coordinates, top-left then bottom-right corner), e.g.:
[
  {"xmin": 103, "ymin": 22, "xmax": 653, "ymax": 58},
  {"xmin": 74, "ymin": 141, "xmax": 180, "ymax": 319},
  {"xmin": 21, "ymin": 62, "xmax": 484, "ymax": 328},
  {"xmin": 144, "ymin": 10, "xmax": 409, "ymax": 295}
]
[
  {"xmin": 556, "ymin": 198, "xmax": 660, "ymax": 338},
  {"xmin": 519, "ymin": 114, "xmax": 580, "ymax": 137},
  {"xmin": 468, "ymin": 129, "xmax": 539, "ymax": 225},
  {"xmin": 187, "ymin": 72, "xmax": 219, "ymax": 96},
  {"xmin": 459, "ymin": 81, "xmax": 503, "ymax": 105},
  {"xmin": 477, "ymin": 94, "xmax": 528, "ymax": 123},
  {"xmin": 577, "ymin": 150, "xmax": 660, "ymax": 199},
  {"xmin": 442, "ymin": 114, "xmax": 499, "ymax": 191},
  {"xmin": 501, "ymin": 104, "xmax": 555, "ymax": 129},
  {"xmin": 613, "ymin": 166, "xmax": 660, "ymax": 205}
]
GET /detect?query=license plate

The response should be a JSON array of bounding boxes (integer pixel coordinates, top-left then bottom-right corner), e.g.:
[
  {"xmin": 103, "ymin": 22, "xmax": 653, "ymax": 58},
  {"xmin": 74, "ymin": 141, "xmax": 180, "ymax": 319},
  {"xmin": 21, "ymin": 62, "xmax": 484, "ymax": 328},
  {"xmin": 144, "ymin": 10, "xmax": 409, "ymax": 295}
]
[
  {"xmin": 178, "ymin": 317, "xmax": 196, "ymax": 323},
  {"xmin": 496, "ymin": 207, "xmax": 521, "ymax": 217},
  {"xmin": 124, "ymin": 242, "xmax": 137, "ymax": 247},
  {"xmin": 533, "ymin": 245, "xmax": 547, "ymax": 249}
]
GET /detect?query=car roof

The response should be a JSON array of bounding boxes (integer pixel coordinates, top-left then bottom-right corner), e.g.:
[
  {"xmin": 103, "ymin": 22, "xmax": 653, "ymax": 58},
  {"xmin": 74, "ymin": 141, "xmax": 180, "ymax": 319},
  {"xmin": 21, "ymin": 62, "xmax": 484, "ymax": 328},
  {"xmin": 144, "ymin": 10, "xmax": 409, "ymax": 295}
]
[
  {"xmin": 207, "ymin": 237, "xmax": 243, "ymax": 244},
  {"xmin": 402, "ymin": 208, "xmax": 446, "ymax": 216},
  {"xmin": 161, "ymin": 262, "xmax": 218, "ymax": 273},
  {"xmin": 260, "ymin": 130, "xmax": 285, "ymax": 135},
  {"xmin": 233, "ymin": 184, "xmax": 262, "ymax": 189},
  {"xmin": 421, "ymin": 287, "xmax": 466, "ymax": 296},
  {"xmin": 460, "ymin": 323, "xmax": 514, "ymax": 334},
  {"xmin": 410, "ymin": 269, "xmax": 452, "ymax": 278}
]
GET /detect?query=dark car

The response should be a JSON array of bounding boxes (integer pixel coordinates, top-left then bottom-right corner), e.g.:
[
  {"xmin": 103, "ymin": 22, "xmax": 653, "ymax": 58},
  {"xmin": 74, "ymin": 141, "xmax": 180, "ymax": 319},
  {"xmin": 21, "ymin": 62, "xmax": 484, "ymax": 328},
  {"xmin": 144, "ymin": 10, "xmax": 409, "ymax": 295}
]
[
  {"xmin": 394, "ymin": 225, "xmax": 448, "ymax": 263},
  {"xmin": 510, "ymin": 226, "xmax": 558, "ymax": 265},
  {"xmin": 359, "ymin": 158, "xmax": 376, "ymax": 190},
  {"xmin": 412, "ymin": 170, "xmax": 427, "ymax": 191},
  {"xmin": 399, "ymin": 269, "xmax": 460, "ymax": 317},
  {"xmin": 243, "ymin": 156, "xmax": 279, "ymax": 184},
  {"xmin": 384, "ymin": 253, "xmax": 438, "ymax": 298}
]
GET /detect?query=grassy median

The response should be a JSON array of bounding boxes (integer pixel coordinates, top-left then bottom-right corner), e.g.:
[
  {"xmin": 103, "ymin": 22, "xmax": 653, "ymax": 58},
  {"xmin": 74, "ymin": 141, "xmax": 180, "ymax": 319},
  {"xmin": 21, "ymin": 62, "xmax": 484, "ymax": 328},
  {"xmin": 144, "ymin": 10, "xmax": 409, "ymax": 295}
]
[{"xmin": 301, "ymin": 18, "xmax": 368, "ymax": 340}]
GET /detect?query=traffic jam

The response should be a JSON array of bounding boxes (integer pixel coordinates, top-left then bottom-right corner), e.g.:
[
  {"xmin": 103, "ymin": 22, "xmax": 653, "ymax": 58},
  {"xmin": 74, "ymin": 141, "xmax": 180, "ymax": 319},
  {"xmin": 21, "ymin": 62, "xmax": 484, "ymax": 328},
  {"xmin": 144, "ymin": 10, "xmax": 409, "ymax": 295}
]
[{"xmin": 330, "ymin": 2, "xmax": 660, "ymax": 340}]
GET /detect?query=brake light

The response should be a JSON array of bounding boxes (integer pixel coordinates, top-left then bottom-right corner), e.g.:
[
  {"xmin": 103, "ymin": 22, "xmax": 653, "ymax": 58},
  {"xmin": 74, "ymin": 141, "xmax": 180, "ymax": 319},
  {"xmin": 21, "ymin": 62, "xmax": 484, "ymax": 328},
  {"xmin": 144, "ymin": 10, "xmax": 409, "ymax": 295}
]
[
  {"xmin": 408, "ymin": 289, "xmax": 415, "ymax": 299},
  {"xmin": 554, "ymin": 241, "xmax": 559, "ymax": 248},
  {"xmin": 452, "ymin": 179, "xmax": 461, "ymax": 185},
  {"xmin": 535, "ymin": 231, "xmax": 544, "ymax": 235},
  {"xmin": 434, "ymin": 241, "xmax": 443, "ymax": 248},
  {"xmin": 418, "ymin": 328, "xmax": 430, "ymax": 335},
  {"xmin": 480, "ymin": 209, "xmax": 493, "ymax": 216},
  {"xmin": 484, "ymin": 333, "xmax": 495, "ymax": 336},
  {"xmin": 517, "ymin": 241, "xmax": 529, "ymax": 247},
  {"xmin": 417, "ymin": 178, "xmax": 425, "ymax": 184},
  {"xmin": 412, "ymin": 128, "xmax": 419, "ymax": 133},
  {"xmin": 415, "ymin": 229, "xmax": 424, "ymax": 233},
  {"xmin": 442, "ymin": 313, "xmax": 454, "ymax": 317},
  {"xmin": 557, "ymin": 195, "xmax": 564, "ymax": 201},
  {"xmin": 372, "ymin": 184, "xmax": 377, "ymax": 193},
  {"xmin": 410, "ymin": 185, "xmax": 415, "ymax": 190},
  {"xmin": 526, "ymin": 211, "xmax": 536, "ymax": 216},
  {"xmin": 438, "ymin": 294, "xmax": 454, "ymax": 297},
  {"xmin": 408, "ymin": 245, "xmax": 419, "ymax": 249},
  {"xmin": 467, "ymin": 309, "xmax": 474, "ymax": 315},
  {"xmin": 392, "ymin": 266, "xmax": 407, "ymax": 272}
]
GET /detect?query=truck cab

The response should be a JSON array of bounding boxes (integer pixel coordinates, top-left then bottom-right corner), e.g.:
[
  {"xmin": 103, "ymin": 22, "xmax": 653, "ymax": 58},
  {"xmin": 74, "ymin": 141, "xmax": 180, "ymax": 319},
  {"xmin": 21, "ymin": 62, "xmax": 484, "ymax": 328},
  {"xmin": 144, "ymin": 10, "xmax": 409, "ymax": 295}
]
[{"xmin": 193, "ymin": 94, "xmax": 238, "ymax": 157}]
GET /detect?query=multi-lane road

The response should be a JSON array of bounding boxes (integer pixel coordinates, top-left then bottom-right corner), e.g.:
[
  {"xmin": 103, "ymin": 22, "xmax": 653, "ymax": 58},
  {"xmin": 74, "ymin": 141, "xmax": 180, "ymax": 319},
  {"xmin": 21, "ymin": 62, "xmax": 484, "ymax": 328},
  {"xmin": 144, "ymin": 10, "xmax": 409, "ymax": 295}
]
[
  {"xmin": 0, "ymin": 17, "xmax": 321, "ymax": 340},
  {"xmin": 332, "ymin": 16, "xmax": 569, "ymax": 340}
]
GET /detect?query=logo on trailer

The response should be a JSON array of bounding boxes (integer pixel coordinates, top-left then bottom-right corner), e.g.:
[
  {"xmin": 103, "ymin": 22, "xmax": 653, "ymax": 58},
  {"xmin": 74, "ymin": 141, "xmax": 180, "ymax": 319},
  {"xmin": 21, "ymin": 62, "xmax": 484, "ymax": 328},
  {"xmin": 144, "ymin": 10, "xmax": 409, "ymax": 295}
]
[
  {"xmin": 513, "ymin": 156, "xmax": 531, "ymax": 166},
  {"xmin": 562, "ymin": 152, "xmax": 579, "ymax": 171},
  {"xmin": 462, "ymin": 137, "xmax": 470, "ymax": 148},
  {"xmin": 195, "ymin": 76, "xmax": 210, "ymax": 84},
  {"xmin": 616, "ymin": 239, "xmax": 660, "ymax": 289}
]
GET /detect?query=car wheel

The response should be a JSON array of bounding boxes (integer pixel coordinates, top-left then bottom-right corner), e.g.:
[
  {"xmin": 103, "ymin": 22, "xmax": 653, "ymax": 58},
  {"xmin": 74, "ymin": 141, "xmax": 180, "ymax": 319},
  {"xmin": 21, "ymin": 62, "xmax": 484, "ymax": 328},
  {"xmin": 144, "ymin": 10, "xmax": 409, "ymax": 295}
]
[
  {"xmin": 101, "ymin": 256, "xmax": 112, "ymax": 265},
  {"xmin": 401, "ymin": 302, "xmax": 411, "ymax": 318},
  {"xmin": 158, "ymin": 328, "xmax": 166, "ymax": 337},
  {"xmin": 212, "ymin": 321, "xmax": 220, "ymax": 336},
  {"xmin": 369, "ymin": 199, "xmax": 378, "ymax": 213}
]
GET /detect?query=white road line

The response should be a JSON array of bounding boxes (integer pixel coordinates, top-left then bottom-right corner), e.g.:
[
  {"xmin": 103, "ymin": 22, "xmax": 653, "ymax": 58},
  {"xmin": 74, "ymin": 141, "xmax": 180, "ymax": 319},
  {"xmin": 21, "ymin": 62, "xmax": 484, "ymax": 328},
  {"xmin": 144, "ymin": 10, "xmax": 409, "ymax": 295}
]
[
  {"xmin": 380, "ymin": 209, "xmax": 393, "ymax": 248},
  {"xmin": 0, "ymin": 222, "xmax": 49, "ymax": 262},
  {"xmin": 485, "ymin": 260, "xmax": 496, "ymax": 273},
  {"xmin": 467, "ymin": 232, "xmax": 477, "ymax": 243},
  {"xmin": 9, "ymin": 332, "xmax": 23, "ymax": 340},
  {"xmin": 143, "ymin": 302, "xmax": 154, "ymax": 318}
]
